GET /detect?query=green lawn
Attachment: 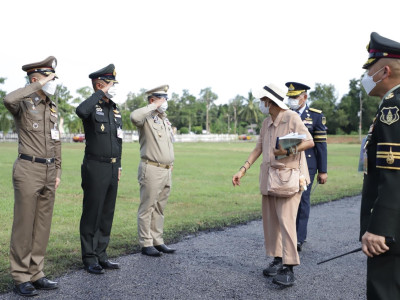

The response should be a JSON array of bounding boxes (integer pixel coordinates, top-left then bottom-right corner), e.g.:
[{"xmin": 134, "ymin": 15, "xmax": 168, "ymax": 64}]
[{"xmin": 0, "ymin": 141, "xmax": 363, "ymax": 291}]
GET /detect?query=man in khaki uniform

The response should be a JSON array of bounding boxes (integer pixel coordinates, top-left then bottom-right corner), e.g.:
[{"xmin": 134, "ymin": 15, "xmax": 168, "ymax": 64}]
[
  {"xmin": 232, "ymin": 83, "xmax": 313, "ymax": 286},
  {"xmin": 3, "ymin": 56, "xmax": 61, "ymax": 296},
  {"xmin": 131, "ymin": 85, "xmax": 176, "ymax": 257}
]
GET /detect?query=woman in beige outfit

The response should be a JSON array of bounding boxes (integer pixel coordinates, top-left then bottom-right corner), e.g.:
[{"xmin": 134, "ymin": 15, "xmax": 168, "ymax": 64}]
[{"xmin": 232, "ymin": 83, "xmax": 314, "ymax": 286}]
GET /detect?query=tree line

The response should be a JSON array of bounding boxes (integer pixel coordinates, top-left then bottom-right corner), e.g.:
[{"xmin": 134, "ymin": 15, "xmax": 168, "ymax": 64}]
[{"xmin": 0, "ymin": 77, "xmax": 381, "ymax": 136}]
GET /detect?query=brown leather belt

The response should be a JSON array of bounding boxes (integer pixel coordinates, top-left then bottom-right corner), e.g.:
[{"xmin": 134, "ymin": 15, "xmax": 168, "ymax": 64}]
[
  {"xmin": 142, "ymin": 159, "xmax": 172, "ymax": 169},
  {"xmin": 19, "ymin": 154, "xmax": 55, "ymax": 164}
]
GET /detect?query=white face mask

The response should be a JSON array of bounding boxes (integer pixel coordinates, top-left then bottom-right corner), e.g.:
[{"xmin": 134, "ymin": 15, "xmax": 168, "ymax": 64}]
[
  {"xmin": 361, "ymin": 67, "xmax": 385, "ymax": 95},
  {"xmin": 108, "ymin": 86, "xmax": 117, "ymax": 98},
  {"xmin": 259, "ymin": 101, "xmax": 270, "ymax": 115},
  {"xmin": 157, "ymin": 101, "xmax": 168, "ymax": 113},
  {"xmin": 42, "ymin": 80, "xmax": 57, "ymax": 96},
  {"xmin": 288, "ymin": 98, "xmax": 300, "ymax": 110}
]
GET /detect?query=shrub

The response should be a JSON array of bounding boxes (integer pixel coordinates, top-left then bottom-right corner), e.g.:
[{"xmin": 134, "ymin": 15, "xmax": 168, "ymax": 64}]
[
  {"xmin": 192, "ymin": 126, "xmax": 203, "ymax": 134},
  {"xmin": 179, "ymin": 127, "xmax": 189, "ymax": 134}
]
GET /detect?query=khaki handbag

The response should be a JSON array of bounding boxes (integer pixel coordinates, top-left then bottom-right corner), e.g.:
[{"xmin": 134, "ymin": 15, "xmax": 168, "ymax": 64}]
[{"xmin": 267, "ymin": 165, "xmax": 300, "ymax": 197}]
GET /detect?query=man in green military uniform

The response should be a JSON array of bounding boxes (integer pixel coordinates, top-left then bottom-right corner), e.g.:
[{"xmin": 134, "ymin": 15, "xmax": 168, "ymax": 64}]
[
  {"xmin": 360, "ymin": 32, "xmax": 400, "ymax": 299},
  {"xmin": 3, "ymin": 56, "xmax": 61, "ymax": 296},
  {"xmin": 131, "ymin": 85, "xmax": 176, "ymax": 257},
  {"xmin": 76, "ymin": 64, "xmax": 122, "ymax": 274}
]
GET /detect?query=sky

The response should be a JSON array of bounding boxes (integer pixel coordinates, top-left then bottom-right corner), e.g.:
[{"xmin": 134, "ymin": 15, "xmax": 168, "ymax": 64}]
[{"xmin": 1, "ymin": 0, "xmax": 400, "ymax": 106}]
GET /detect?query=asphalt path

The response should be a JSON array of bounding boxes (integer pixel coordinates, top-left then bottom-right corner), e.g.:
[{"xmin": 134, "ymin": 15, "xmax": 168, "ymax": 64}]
[{"xmin": 1, "ymin": 195, "xmax": 366, "ymax": 300}]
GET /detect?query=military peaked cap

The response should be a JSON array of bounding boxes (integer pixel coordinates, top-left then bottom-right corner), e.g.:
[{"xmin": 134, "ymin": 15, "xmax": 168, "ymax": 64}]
[
  {"xmin": 22, "ymin": 56, "xmax": 57, "ymax": 78},
  {"xmin": 363, "ymin": 32, "xmax": 400, "ymax": 69},
  {"xmin": 146, "ymin": 85, "xmax": 169, "ymax": 99},
  {"xmin": 285, "ymin": 82, "xmax": 310, "ymax": 97},
  {"xmin": 89, "ymin": 64, "xmax": 118, "ymax": 83}
]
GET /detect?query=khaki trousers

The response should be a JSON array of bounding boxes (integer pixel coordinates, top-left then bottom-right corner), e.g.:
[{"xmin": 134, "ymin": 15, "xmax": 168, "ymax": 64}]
[
  {"xmin": 262, "ymin": 193, "xmax": 301, "ymax": 265},
  {"xmin": 137, "ymin": 161, "xmax": 171, "ymax": 248},
  {"xmin": 10, "ymin": 158, "xmax": 56, "ymax": 284}
]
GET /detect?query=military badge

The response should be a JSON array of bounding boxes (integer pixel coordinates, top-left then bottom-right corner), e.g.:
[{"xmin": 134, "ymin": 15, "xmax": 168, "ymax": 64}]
[
  {"xmin": 385, "ymin": 92, "xmax": 394, "ymax": 100},
  {"xmin": 380, "ymin": 107, "xmax": 400, "ymax": 125},
  {"xmin": 387, "ymin": 147, "xmax": 395, "ymax": 165},
  {"xmin": 101, "ymin": 124, "xmax": 105, "ymax": 132},
  {"xmin": 322, "ymin": 117, "xmax": 327, "ymax": 125}
]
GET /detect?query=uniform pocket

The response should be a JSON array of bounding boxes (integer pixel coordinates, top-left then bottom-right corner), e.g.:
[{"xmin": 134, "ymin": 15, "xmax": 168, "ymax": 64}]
[
  {"xmin": 138, "ymin": 162, "xmax": 147, "ymax": 183},
  {"xmin": 25, "ymin": 111, "xmax": 43, "ymax": 132},
  {"xmin": 152, "ymin": 123, "xmax": 164, "ymax": 138},
  {"xmin": 94, "ymin": 114, "xmax": 109, "ymax": 133}
]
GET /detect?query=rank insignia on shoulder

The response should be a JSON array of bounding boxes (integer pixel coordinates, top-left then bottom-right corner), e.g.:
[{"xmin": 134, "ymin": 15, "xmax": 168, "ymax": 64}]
[
  {"xmin": 380, "ymin": 106, "xmax": 400, "ymax": 125},
  {"xmin": 322, "ymin": 117, "xmax": 327, "ymax": 125},
  {"xmin": 385, "ymin": 92, "xmax": 394, "ymax": 100},
  {"xmin": 309, "ymin": 107, "xmax": 322, "ymax": 114},
  {"xmin": 113, "ymin": 109, "xmax": 120, "ymax": 114}
]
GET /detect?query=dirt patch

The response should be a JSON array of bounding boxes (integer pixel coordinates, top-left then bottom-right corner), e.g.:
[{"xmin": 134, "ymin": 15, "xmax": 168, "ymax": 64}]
[{"xmin": 327, "ymin": 135, "xmax": 361, "ymax": 144}]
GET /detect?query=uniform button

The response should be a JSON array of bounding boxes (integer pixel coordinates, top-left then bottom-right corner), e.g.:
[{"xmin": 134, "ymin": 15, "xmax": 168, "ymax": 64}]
[
  {"xmin": 308, "ymin": 155, "xmax": 311, "ymax": 158},
  {"xmin": 370, "ymin": 208, "xmax": 373, "ymax": 213}
]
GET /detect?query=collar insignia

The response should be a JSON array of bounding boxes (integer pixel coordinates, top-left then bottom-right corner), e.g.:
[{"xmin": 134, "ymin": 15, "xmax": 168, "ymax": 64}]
[{"xmin": 380, "ymin": 106, "xmax": 400, "ymax": 125}]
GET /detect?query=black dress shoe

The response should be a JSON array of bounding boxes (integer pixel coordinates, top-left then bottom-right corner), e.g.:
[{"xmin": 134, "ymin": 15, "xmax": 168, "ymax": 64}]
[
  {"xmin": 99, "ymin": 260, "xmax": 120, "ymax": 269},
  {"xmin": 14, "ymin": 282, "xmax": 38, "ymax": 297},
  {"xmin": 85, "ymin": 264, "xmax": 105, "ymax": 274},
  {"xmin": 154, "ymin": 244, "xmax": 176, "ymax": 254},
  {"xmin": 141, "ymin": 246, "xmax": 162, "ymax": 257},
  {"xmin": 32, "ymin": 277, "xmax": 58, "ymax": 290},
  {"xmin": 297, "ymin": 242, "xmax": 303, "ymax": 252}
]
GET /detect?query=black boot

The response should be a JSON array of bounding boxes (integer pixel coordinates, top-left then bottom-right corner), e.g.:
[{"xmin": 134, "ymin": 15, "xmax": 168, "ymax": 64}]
[{"xmin": 263, "ymin": 257, "xmax": 283, "ymax": 276}]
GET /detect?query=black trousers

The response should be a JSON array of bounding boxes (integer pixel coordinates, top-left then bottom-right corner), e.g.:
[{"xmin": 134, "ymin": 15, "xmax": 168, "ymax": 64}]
[
  {"xmin": 80, "ymin": 159, "xmax": 119, "ymax": 266},
  {"xmin": 367, "ymin": 253, "xmax": 400, "ymax": 299}
]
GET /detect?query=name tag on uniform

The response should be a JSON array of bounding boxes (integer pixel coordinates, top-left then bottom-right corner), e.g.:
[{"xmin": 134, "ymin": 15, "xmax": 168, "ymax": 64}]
[
  {"xmin": 117, "ymin": 127, "xmax": 124, "ymax": 139},
  {"xmin": 51, "ymin": 129, "xmax": 60, "ymax": 140}
]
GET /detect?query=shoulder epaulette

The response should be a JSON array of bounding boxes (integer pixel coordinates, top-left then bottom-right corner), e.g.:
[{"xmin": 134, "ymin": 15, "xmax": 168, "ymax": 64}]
[{"xmin": 309, "ymin": 107, "xmax": 322, "ymax": 114}]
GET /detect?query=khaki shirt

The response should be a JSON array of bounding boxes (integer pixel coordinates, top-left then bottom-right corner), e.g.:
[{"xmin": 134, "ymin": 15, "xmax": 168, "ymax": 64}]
[
  {"xmin": 3, "ymin": 82, "xmax": 62, "ymax": 178},
  {"xmin": 130, "ymin": 103, "xmax": 174, "ymax": 165},
  {"xmin": 256, "ymin": 109, "xmax": 312, "ymax": 185}
]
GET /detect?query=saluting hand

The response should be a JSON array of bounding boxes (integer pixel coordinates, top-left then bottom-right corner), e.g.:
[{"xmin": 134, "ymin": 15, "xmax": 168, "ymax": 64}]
[
  {"xmin": 99, "ymin": 81, "xmax": 114, "ymax": 94},
  {"xmin": 361, "ymin": 231, "xmax": 389, "ymax": 257},
  {"xmin": 39, "ymin": 73, "xmax": 56, "ymax": 86},
  {"xmin": 153, "ymin": 97, "xmax": 166, "ymax": 108}
]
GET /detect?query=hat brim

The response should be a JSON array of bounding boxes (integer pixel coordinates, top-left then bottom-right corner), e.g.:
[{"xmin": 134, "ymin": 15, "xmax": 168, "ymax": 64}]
[
  {"xmin": 253, "ymin": 88, "xmax": 288, "ymax": 110},
  {"xmin": 362, "ymin": 57, "xmax": 378, "ymax": 69}
]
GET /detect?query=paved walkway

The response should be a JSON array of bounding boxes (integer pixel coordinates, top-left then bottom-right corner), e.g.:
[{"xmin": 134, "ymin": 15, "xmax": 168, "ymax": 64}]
[{"xmin": 0, "ymin": 195, "xmax": 366, "ymax": 300}]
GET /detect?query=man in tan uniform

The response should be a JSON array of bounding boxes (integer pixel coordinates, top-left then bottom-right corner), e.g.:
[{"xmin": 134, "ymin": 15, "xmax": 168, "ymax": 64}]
[
  {"xmin": 3, "ymin": 56, "xmax": 61, "ymax": 296},
  {"xmin": 232, "ymin": 83, "xmax": 313, "ymax": 286},
  {"xmin": 131, "ymin": 85, "xmax": 176, "ymax": 257}
]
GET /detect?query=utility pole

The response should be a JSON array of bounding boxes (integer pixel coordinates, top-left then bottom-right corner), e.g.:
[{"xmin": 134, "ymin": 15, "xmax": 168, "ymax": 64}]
[{"xmin": 359, "ymin": 91, "xmax": 363, "ymax": 142}]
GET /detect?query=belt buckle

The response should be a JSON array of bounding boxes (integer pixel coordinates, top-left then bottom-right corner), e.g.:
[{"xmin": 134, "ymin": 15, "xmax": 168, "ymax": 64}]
[
  {"xmin": 111, "ymin": 158, "xmax": 117, "ymax": 163},
  {"xmin": 46, "ymin": 158, "xmax": 52, "ymax": 164}
]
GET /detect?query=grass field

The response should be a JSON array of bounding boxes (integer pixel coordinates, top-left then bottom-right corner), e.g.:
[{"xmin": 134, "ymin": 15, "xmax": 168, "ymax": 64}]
[{"xmin": 0, "ymin": 141, "xmax": 363, "ymax": 291}]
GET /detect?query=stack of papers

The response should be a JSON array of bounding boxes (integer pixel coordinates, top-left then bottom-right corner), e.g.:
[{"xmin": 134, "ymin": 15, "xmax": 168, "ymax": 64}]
[{"xmin": 275, "ymin": 132, "xmax": 306, "ymax": 160}]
